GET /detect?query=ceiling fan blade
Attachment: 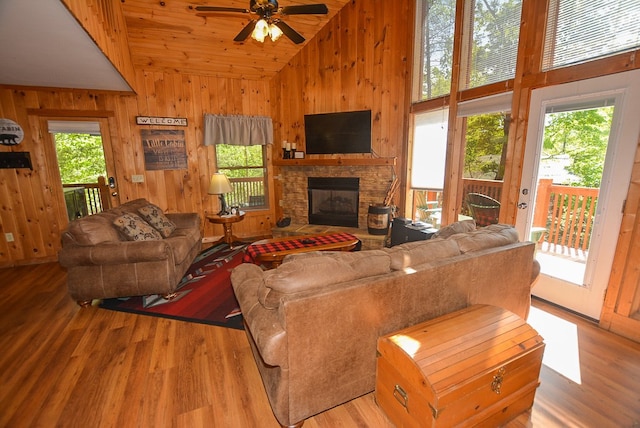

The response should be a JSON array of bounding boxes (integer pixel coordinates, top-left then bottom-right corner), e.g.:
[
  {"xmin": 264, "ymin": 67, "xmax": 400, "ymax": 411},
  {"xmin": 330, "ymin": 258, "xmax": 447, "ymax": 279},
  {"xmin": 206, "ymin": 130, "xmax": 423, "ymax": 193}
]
[
  {"xmin": 273, "ymin": 20, "xmax": 305, "ymax": 44},
  {"xmin": 281, "ymin": 4, "xmax": 328, "ymax": 15},
  {"xmin": 234, "ymin": 20, "xmax": 257, "ymax": 42},
  {"xmin": 195, "ymin": 6, "xmax": 250, "ymax": 13}
]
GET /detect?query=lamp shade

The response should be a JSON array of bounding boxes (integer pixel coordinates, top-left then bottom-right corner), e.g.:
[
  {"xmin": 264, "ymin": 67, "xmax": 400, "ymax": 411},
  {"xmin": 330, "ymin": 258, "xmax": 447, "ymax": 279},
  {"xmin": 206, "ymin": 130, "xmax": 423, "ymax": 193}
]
[
  {"xmin": 251, "ymin": 19, "xmax": 269, "ymax": 43},
  {"xmin": 208, "ymin": 173, "xmax": 233, "ymax": 195},
  {"xmin": 269, "ymin": 23, "xmax": 283, "ymax": 41}
]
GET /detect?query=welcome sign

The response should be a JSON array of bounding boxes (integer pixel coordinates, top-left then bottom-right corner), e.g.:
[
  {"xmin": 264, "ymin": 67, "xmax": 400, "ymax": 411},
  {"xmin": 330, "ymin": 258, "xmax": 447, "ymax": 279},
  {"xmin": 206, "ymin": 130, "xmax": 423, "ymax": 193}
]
[{"xmin": 136, "ymin": 116, "xmax": 187, "ymax": 126}]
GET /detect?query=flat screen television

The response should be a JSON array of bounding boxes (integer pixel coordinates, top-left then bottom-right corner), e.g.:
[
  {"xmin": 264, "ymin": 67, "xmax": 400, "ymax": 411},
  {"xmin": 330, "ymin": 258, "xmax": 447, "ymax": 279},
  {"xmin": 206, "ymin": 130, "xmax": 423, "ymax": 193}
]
[{"xmin": 304, "ymin": 110, "xmax": 372, "ymax": 154}]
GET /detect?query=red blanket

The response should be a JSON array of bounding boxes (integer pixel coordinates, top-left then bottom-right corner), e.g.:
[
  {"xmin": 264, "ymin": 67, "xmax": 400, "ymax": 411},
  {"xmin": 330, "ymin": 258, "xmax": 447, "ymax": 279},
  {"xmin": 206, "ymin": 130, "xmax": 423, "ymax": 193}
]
[{"xmin": 243, "ymin": 232, "xmax": 358, "ymax": 264}]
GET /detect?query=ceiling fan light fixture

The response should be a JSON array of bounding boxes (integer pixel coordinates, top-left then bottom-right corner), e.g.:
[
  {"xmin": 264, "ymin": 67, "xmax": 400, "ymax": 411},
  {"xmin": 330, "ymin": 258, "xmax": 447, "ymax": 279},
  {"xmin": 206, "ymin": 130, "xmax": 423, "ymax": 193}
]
[
  {"xmin": 269, "ymin": 23, "xmax": 283, "ymax": 41},
  {"xmin": 201, "ymin": 1, "xmax": 327, "ymax": 44},
  {"xmin": 251, "ymin": 19, "xmax": 269, "ymax": 42}
]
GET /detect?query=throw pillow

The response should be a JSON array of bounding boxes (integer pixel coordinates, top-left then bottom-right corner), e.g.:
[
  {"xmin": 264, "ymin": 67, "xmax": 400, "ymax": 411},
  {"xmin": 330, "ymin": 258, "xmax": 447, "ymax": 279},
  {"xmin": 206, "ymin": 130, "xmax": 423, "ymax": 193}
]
[
  {"xmin": 138, "ymin": 204, "xmax": 176, "ymax": 238},
  {"xmin": 113, "ymin": 212, "xmax": 163, "ymax": 241}
]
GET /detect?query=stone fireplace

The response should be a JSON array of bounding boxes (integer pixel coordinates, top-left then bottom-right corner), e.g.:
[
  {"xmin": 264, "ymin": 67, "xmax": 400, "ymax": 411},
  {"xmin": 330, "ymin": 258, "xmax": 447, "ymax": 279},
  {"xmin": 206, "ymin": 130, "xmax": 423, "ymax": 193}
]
[
  {"xmin": 277, "ymin": 164, "xmax": 395, "ymax": 230},
  {"xmin": 307, "ymin": 177, "xmax": 359, "ymax": 227}
]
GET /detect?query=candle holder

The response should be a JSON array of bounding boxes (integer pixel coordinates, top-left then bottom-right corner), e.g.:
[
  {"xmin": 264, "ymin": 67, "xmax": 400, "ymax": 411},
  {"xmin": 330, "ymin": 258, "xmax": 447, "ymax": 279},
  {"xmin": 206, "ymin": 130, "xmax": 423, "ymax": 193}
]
[
  {"xmin": 282, "ymin": 148, "xmax": 291, "ymax": 159},
  {"xmin": 291, "ymin": 148, "xmax": 296, "ymax": 159}
]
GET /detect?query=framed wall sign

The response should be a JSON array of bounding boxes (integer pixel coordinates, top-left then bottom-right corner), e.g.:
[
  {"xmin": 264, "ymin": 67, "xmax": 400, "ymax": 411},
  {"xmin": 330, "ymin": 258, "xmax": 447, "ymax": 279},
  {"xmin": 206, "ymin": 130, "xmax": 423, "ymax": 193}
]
[{"xmin": 141, "ymin": 129, "xmax": 188, "ymax": 170}]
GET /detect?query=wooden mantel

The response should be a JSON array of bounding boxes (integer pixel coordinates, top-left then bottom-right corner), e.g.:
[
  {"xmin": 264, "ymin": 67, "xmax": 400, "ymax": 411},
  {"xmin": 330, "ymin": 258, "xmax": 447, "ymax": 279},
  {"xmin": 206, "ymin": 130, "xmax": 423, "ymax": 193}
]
[{"xmin": 273, "ymin": 157, "xmax": 396, "ymax": 167}]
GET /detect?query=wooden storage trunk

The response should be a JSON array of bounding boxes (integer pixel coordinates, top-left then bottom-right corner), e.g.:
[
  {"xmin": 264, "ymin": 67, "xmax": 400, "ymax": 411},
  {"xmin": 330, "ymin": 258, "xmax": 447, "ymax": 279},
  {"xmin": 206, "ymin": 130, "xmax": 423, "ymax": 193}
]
[{"xmin": 375, "ymin": 304, "xmax": 545, "ymax": 427}]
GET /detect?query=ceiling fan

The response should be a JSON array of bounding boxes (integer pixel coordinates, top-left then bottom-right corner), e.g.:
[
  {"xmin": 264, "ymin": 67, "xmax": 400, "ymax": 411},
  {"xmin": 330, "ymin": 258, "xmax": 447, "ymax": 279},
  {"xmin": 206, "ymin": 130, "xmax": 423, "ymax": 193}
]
[{"xmin": 195, "ymin": 0, "xmax": 328, "ymax": 44}]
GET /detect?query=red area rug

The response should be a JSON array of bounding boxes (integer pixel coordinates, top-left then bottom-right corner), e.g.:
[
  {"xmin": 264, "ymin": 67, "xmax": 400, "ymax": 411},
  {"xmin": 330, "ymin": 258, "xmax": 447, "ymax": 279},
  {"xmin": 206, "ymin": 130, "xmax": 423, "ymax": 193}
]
[{"xmin": 99, "ymin": 244, "xmax": 246, "ymax": 330}]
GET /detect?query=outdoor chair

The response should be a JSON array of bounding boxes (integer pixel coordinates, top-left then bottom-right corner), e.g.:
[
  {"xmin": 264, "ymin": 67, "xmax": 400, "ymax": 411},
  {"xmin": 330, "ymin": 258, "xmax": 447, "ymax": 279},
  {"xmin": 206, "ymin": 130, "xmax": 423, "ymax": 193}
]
[
  {"xmin": 466, "ymin": 192, "xmax": 501, "ymax": 227},
  {"xmin": 414, "ymin": 191, "xmax": 442, "ymax": 226}
]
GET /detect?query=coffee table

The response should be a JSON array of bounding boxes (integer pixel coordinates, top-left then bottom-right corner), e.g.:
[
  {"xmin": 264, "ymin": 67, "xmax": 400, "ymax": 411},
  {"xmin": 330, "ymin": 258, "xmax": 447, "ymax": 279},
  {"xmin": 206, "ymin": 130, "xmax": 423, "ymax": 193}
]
[{"xmin": 244, "ymin": 232, "xmax": 360, "ymax": 268}]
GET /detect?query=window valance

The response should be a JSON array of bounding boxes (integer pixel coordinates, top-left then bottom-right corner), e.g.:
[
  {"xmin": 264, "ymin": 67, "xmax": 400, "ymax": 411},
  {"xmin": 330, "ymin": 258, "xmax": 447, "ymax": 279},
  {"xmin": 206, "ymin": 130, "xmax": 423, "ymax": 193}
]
[{"xmin": 203, "ymin": 114, "xmax": 273, "ymax": 146}]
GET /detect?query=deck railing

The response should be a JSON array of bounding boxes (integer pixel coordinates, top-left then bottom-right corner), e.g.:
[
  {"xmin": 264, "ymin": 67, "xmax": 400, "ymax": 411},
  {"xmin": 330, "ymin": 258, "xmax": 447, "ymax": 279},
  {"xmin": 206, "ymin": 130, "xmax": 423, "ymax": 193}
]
[
  {"xmin": 533, "ymin": 178, "xmax": 599, "ymax": 255},
  {"xmin": 62, "ymin": 176, "xmax": 111, "ymax": 218},
  {"xmin": 461, "ymin": 178, "xmax": 503, "ymax": 204},
  {"xmin": 62, "ymin": 176, "xmax": 266, "ymax": 220},
  {"xmin": 226, "ymin": 177, "xmax": 267, "ymax": 208},
  {"xmin": 412, "ymin": 178, "xmax": 599, "ymax": 255}
]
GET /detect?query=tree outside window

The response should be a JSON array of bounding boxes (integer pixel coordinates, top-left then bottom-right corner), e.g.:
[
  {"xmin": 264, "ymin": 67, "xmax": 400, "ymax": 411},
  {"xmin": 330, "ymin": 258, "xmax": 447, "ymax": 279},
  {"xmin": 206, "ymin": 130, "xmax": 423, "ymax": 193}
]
[
  {"xmin": 54, "ymin": 133, "xmax": 107, "ymax": 184},
  {"xmin": 415, "ymin": 0, "xmax": 522, "ymax": 100},
  {"xmin": 462, "ymin": 0, "xmax": 522, "ymax": 90},
  {"xmin": 416, "ymin": 0, "xmax": 456, "ymax": 101},
  {"xmin": 464, "ymin": 112, "xmax": 509, "ymax": 180},
  {"xmin": 543, "ymin": 0, "xmax": 640, "ymax": 71},
  {"xmin": 541, "ymin": 107, "xmax": 613, "ymax": 188}
]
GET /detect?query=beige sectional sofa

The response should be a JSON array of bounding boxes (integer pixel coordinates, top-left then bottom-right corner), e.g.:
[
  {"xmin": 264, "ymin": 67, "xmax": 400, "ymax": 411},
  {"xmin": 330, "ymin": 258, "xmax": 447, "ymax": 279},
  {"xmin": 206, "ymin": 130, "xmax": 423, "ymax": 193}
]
[
  {"xmin": 231, "ymin": 222, "xmax": 539, "ymax": 427},
  {"xmin": 58, "ymin": 198, "xmax": 201, "ymax": 306}
]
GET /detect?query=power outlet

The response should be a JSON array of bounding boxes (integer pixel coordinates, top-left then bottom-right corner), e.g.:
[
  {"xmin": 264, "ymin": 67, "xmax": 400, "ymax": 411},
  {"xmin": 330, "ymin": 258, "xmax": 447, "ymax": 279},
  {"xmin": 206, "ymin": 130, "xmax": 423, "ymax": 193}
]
[
  {"xmin": 5, "ymin": 232, "xmax": 14, "ymax": 242},
  {"xmin": 132, "ymin": 174, "xmax": 145, "ymax": 183}
]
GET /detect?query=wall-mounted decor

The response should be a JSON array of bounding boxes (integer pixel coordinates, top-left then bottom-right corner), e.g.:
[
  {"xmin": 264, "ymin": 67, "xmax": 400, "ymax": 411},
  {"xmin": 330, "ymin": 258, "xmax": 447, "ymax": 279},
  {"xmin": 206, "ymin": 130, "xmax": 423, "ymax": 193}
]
[
  {"xmin": 136, "ymin": 116, "xmax": 187, "ymax": 126},
  {"xmin": 0, "ymin": 152, "xmax": 32, "ymax": 169},
  {"xmin": 141, "ymin": 129, "xmax": 188, "ymax": 170},
  {"xmin": 0, "ymin": 118, "xmax": 24, "ymax": 146}
]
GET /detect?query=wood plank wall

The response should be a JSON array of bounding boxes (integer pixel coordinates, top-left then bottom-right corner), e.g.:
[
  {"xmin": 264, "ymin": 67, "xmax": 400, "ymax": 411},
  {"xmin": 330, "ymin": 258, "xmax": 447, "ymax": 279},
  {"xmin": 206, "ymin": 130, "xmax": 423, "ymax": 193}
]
[
  {"xmin": 0, "ymin": 0, "xmax": 415, "ymax": 267},
  {"xmin": 0, "ymin": 71, "xmax": 273, "ymax": 267},
  {"xmin": 600, "ymin": 137, "xmax": 640, "ymax": 340},
  {"xmin": 270, "ymin": 0, "xmax": 414, "ymax": 221}
]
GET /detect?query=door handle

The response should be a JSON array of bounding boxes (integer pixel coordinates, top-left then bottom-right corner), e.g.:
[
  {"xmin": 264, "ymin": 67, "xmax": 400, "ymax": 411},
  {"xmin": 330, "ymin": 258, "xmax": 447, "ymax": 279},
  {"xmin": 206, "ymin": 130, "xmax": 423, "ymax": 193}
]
[
  {"xmin": 518, "ymin": 202, "xmax": 528, "ymax": 209},
  {"xmin": 111, "ymin": 192, "xmax": 118, "ymax": 197}
]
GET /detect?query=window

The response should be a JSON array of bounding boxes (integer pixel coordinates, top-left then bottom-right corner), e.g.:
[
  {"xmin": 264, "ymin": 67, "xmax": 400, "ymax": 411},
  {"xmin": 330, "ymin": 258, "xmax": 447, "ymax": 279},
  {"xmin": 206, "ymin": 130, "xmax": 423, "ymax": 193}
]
[
  {"xmin": 411, "ymin": 108, "xmax": 449, "ymax": 190},
  {"xmin": 204, "ymin": 114, "xmax": 272, "ymax": 211},
  {"xmin": 215, "ymin": 144, "xmax": 268, "ymax": 210},
  {"xmin": 414, "ymin": 0, "xmax": 522, "ymax": 98},
  {"xmin": 410, "ymin": 108, "xmax": 448, "ymax": 225},
  {"xmin": 543, "ymin": 0, "xmax": 640, "ymax": 70},
  {"xmin": 414, "ymin": 0, "xmax": 456, "ymax": 101},
  {"xmin": 463, "ymin": 112, "xmax": 510, "ymax": 180},
  {"xmin": 461, "ymin": 0, "xmax": 522, "ymax": 90},
  {"xmin": 457, "ymin": 93, "xmax": 512, "ymax": 213}
]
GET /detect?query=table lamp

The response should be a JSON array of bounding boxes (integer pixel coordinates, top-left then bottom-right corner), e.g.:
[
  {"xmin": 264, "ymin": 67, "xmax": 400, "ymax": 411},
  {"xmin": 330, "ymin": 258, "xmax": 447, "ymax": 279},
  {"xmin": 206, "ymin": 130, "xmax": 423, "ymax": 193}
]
[{"xmin": 208, "ymin": 173, "xmax": 233, "ymax": 215}]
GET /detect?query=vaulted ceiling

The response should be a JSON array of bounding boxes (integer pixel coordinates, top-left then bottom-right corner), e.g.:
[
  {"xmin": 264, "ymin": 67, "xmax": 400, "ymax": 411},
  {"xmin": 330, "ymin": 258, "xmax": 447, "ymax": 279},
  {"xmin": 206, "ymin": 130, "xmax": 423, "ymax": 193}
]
[
  {"xmin": 0, "ymin": 0, "xmax": 131, "ymax": 91},
  {"xmin": 0, "ymin": 0, "xmax": 350, "ymax": 91},
  {"xmin": 121, "ymin": 0, "xmax": 351, "ymax": 80}
]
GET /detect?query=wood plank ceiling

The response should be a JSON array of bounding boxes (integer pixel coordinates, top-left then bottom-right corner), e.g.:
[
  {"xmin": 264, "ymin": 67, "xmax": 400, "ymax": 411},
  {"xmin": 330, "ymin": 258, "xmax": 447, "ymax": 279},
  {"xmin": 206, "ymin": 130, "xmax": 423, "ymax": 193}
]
[{"xmin": 120, "ymin": 0, "xmax": 351, "ymax": 80}]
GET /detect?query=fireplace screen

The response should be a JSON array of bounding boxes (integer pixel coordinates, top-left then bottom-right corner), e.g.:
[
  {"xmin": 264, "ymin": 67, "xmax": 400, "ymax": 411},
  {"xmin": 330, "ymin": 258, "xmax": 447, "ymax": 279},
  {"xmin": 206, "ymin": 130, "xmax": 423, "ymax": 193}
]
[{"xmin": 308, "ymin": 177, "xmax": 359, "ymax": 227}]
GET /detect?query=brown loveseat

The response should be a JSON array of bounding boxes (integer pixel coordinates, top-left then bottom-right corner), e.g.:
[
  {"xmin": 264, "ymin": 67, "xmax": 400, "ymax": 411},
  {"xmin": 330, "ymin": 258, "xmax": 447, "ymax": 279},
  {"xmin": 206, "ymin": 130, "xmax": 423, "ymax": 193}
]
[
  {"xmin": 231, "ymin": 223, "xmax": 539, "ymax": 427},
  {"xmin": 58, "ymin": 198, "xmax": 202, "ymax": 306}
]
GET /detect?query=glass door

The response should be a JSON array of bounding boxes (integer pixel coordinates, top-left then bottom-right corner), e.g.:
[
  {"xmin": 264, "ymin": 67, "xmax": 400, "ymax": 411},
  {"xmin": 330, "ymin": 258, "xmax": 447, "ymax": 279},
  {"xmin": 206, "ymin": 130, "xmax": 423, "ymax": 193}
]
[
  {"xmin": 41, "ymin": 117, "xmax": 119, "ymax": 227},
  {"xmin": 516, "ymin": 70, "xmax": 640, "ymax": 319}
]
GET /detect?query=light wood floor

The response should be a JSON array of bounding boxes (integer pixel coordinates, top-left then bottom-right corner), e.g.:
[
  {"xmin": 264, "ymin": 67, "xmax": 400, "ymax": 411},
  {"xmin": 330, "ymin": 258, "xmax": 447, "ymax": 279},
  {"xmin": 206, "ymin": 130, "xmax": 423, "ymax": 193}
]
[{"xmin": 1, "ymin": 262, "xmax": 639, "ymax": 427}]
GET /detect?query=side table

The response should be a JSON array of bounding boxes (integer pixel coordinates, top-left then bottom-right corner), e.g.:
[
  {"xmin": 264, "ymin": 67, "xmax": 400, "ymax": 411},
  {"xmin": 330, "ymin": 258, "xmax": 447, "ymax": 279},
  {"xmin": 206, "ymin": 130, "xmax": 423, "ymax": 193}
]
[{"xmin": 206, "ymin": 211, "xmax": 245, "ymax": 248}]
